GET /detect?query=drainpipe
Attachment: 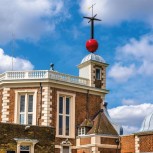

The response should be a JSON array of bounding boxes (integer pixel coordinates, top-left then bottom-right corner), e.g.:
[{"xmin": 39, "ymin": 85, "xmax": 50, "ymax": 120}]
[
  {"xmin": 38, "ymin": 82, "xmax": 42, "ymax": 125},
  {"xmin": 86, "ymin": 90, "xmax": 89, "ymax": 119},
  {"xmin": 115, "ymin": 138, "xmax": 120, "ymax": 153}
]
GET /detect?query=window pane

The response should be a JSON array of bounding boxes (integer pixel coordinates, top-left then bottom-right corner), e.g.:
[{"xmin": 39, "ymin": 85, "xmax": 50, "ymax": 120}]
[
  {"xmin": 28, "ymin": 114, "xmax": 33, "ymax": 125},
  {"xmin": 20, "ymin": 146, "xmax": 30, "ymax": 151},
  {"xmin": 66, "ymin": 98, "xmax": 70, "ymax": 115},
  {"xmin": 59, "ymin": 97, "xmax": 63, "ymax": 114},
  {"xmin": 28, "ymin": 95, "xmax": 33, "ymax": 112},
  {"xmin": 78, "ymin": 128, "xmax": 81, "ymax": 135},
  {"xmin": 20, "ymin": 95, "xmax": 25, "ymax": 112},
  {"xmin": 66, "ymin": 116, "xmax": 69, "ymax": 136},
  {"xmin": 20, "ymin": 114, "xmax": 24, "ymax": 124},
  {"xmin": 96, "ymin": 69, "xmax": 101, "ymax": 80},
  {"xmin": 82, "ymin": 127, "xmax": 85, "ymax": 135},
  {"xmin": 59, "ymin": 115, "xmax": 63, "ymax": 135}
]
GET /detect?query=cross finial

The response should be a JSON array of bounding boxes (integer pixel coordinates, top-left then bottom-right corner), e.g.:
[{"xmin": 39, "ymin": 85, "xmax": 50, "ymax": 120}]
[{"xmin": 83, "ymin": 4, "xmax": 101, "ymax": 39}]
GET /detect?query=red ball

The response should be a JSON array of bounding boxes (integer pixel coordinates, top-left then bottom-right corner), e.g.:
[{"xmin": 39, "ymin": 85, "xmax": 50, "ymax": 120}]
[{"xmin": 86, "ymin": 39, "xmax": 98, "ymax": 53}]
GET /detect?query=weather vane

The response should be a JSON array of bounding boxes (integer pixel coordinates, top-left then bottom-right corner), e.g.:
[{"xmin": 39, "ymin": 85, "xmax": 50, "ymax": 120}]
[
  {"xmin": 83, "ymin": 3, "xmax": 101, "ymax": 53},
  {"xmin": 88, "ymin": 3, "xmax": 96, "ymax": 17}
]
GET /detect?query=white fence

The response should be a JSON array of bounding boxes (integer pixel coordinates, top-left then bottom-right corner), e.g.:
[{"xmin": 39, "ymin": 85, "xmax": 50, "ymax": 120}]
[{"xmin": 0, "ymin": 70, "xmax": 89, "ymax": 86}]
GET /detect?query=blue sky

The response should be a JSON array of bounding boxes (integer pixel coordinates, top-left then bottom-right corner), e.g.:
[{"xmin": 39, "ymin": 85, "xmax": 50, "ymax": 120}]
[{"xmin": 1, "ymin": 0, "xmax": 153, "ymax": 134}]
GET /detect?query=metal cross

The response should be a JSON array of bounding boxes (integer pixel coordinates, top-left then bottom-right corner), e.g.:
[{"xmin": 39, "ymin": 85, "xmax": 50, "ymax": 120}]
[{"xmin": 84, "ymin": 3, "xmax": 101, "ymax": 39}]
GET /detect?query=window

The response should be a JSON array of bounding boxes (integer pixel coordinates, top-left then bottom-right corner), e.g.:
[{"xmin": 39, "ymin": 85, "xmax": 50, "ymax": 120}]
[
  {"xmin": 78, "ymin": 127, "xmax": 86, "ymax": 136},
  {"xmin": 20, "ymin": 145, "xmax": 30, "ymax": 153},
  {"xmin": 19, "ymin": 94, "xmax": 34, "ymax": 125},
  {"xmin": 57, "ymin": 92, "xmax": 75, "ymax": 138},
  {"xmin": 59, "ymin": 96, "xmax": 70, "ymax": 136},
  {"xmin": 96, "ymin": 68, "xmax": 101, "ymax": 80},
  {"xmin": 15, "ymin": 90, "xmax": 37, "ymax": 125}
]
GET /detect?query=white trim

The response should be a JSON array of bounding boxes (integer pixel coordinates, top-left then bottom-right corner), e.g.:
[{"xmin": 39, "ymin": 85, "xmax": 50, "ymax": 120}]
[
  {"xmin": 135, "ymin": 135, "xmax": 140, "ymax": 153},
  {"xmin": 14, "ymin": 89, "xmax": 37, "ymax": 125},
  {"xmin": 77, "ymin": 134, "xmax": 119, "ymax": 139},
  {"xmin": 14, "ymin": 138, "xmax": 38, "ymax": 153},
  {"xmin": 1, "ymin": 88, "xmax": 10, "ymax": 122},
  {"xmin": 41, "ymin": 86, "xmax": 52, "ymax": 126},
  {"xmin": 76, "ymin": 144, "xmax": 118, "ymax": 149},
  {"xmin": 78, "ymin": 127, "xmax": 86, "ymax": 136},
  {"xmin": 56, "ymin": 91, "xmax": 76, "ymax": 138}
]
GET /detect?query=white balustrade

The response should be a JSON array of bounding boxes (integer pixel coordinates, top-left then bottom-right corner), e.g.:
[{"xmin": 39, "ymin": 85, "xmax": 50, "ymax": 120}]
[{"xmin": 0, "ymin": 70, "xmax": 89, "ymax": 86}]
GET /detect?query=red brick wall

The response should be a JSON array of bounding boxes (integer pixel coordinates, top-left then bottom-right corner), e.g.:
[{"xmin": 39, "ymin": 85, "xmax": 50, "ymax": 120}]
[
  {"xmin": 1, "ymin": 85, "xmax": 102, "ymax": 152},
  {"xmin": 120, "ymin": 135, "xmax": 135, "ymax": 153},
  {"xmin": 0, "ymin": 89, "xmax": 2, "ymax": 122},
  {"xmin": 139, "ymin": 135, "xmax": 153, "ymax": 152},
  {"xmin": 51, "ymin": 87, "xmax": 102, "ymax": 146},
  {"xmin": 101, "ymin": 137, "xmax": 118, "ymax": 145},
  {"xmin": 99, "ymin": 148, "xmax": 119, "ymax": 153},
  {"xmin": 77, "ymin": 148, "xmax": 90, "ymax": 153},
  {"xmin": 9, "ymin": 89, "xmax": 15, "ymax": 123},
  {"xmin": 80, "ymin": 137, "xmax": 91, "ymax": 145}
]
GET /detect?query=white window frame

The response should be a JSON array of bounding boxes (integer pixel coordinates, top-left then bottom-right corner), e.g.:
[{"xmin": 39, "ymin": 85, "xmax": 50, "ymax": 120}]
[
  {"xmin": 78, "ymin": 127, "xmax": 86, "ymax": 136},
  {"xmin": 14, "ymin": 90, "xmax": 37, "ymax": 125},
  {"xmin": 56, "ymin": 91, "xmax": 75, "ymax": 138},
  {"xmin": 95, "ymin": 68, "xmax": 101, "ymax": 80}
]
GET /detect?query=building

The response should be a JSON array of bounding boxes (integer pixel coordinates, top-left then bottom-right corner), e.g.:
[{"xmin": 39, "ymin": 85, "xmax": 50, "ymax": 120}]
[
  {"xmin": 120, "ymin": 111, "xmax": 153, "ymax": 153},
  {"xmin": 0, "ymin": 48, "xmax": 123, "ymax": 153},
  {"xmin": 1, "ymin": 10, "xmax": 153, "ymax": 153},
  {"xmin": 0, "ymin": 10, "xmax": 131, "ymax": 153}
]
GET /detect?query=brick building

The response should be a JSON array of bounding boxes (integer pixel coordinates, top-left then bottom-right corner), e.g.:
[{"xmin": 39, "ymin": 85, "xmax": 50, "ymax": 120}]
[
  {"xmin": 120, "ymin": 111, "xmax": 153, "ymax": 153},
  {"xmin": 0, "ymin": 51, "xmax": 123, "ymax": 153}
]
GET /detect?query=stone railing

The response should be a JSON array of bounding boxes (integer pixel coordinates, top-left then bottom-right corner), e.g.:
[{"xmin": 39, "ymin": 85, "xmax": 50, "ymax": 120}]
[{"xmin": 0, "ymin": 70, "xmax": 89, "ymax": 86}]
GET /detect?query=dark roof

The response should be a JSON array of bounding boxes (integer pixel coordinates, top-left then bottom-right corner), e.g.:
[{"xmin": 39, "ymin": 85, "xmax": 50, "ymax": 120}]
[
  {"xmin": 80, "ymin": 118, "xmax": 93, "ymax": 128},
  {"xmin": 87, "ymin": 109, "xmax": 118, "ymax": 136},
  {"xmin": 134, "ymin": 130, "xmax": 153, "ymax": 136}
]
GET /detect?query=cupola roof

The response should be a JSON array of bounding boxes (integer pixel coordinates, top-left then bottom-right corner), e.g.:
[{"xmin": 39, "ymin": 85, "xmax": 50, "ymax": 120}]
[
  {"xmin": 81, "ymin": 53, "xmax": 105, "ymax": 64},
  {"xmin": 140, "ymin": 112, "xmax": 153, "ymax": 132}
]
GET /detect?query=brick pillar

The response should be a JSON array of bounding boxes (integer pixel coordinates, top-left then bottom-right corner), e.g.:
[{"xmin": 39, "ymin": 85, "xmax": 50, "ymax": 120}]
[
  {"xmin": 2, "ymin": 88, "xmax": 10, "ymax": 122},
  {"xmin": 41, "ymin": 86, "xmax": 52, "ymax": 126}
]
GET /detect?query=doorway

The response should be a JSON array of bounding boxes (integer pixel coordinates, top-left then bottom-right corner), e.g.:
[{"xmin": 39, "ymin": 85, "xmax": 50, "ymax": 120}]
[{"xmin": 63, "ymin": 146, "xmax": 69, "ymax": 153}]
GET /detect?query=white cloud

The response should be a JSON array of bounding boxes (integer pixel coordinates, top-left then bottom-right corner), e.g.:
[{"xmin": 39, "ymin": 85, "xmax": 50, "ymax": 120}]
[
  {"xmin": 0, "ymin": 48, "xmax": 34, "ymax": 72},
  {"xmin": 116, "ymin": 35, "xmax": 153, "ymax": 76},
  {"xmin": 117, "ymin": 35, "xmax": 153, "ymax": 62},
  {"xmin": 108, "ymin": 63, "xmax": 136, "ymax": 82},
  {"xmin": 122, "ymin": 99, "xmax": 139, "ymax": 105},
  {"xmin": 0, "ymin": 0, "xmax": 67, "ymax": 44},
  {"xmin": 80, "ymin": 0, "xmax": 153, "ymax": 26},
  {"xmin": 108, "ymin": 103, "xmax": 153, "ymax": 134}
]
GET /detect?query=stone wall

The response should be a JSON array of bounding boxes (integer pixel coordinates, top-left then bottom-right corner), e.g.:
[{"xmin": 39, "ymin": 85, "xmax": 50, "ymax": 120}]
[{"xmin": 0, "ymin": 122, "xmax": 55, "ymax": 153}]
